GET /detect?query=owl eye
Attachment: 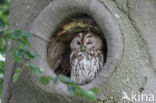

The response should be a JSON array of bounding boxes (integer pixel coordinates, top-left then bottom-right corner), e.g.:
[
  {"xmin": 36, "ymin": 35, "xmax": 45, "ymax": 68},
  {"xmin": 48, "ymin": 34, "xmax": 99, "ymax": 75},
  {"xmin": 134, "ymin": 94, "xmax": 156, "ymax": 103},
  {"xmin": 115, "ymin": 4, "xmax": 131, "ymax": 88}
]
[
  {"xmin": 77, "ymin": 41, "xmax": 81, "ymax": 45},
  {"xmin": 87, "ymin": 41, "xmax": 92, "ymax": 44}
]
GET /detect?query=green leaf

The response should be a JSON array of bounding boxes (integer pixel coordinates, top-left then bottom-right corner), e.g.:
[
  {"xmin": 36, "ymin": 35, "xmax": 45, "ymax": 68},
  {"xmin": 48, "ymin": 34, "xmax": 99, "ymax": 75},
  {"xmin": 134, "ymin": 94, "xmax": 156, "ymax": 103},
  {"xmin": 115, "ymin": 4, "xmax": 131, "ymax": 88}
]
[
  {"xmin": 0, "ymin": 74, "xmax": 4, "ymax": 79},
  {"xmin": 40, "ymin": 76, "xmax": 53, "ymax": 86},
  {"xmin": 73, "ymin": 86, "xmax": 97, "ymax": 101},
  {"xmin": 13, "ymin": 55, "xmax": 22, "ymax": 63},
  {"xmin": 0, "ymin": 19, "xmax": 5, "ymax": 31},
  {"xmin": 84, "ymin": 90, "xmax": 96, "ymax": 101},
  {"xmin": 89, "ymin": 88, "xmax": 100, "ymax": 93},
  {"xmin": 74, "ymin": 86, "xmax": 86, "ymax": 93},
  {"xmin": 13, "ymin": 51, "xmax": 22, "ymax": 63},
  {"xmin": 7, "ymin": 34, "xmax": 14, "ymax": 40},
  {"xmin": 73, "ymin": 91, "xmax": 85, "ymax": 99},
  {"xmin": 0, "ymin": 61, "xmax": 5, "ymax": 72},
  {"xmin": 72, "ymin": 86, "xmax": 86, "ymax": 98},
  {"xmin": 22, "ymin": 30, "xmax": 33, "ymax": 38},
  {"xmin": 15, "ymin": 49, "xmax": 24, "ymax": 57},
  {"xmin": 53, "ymin": 77, "xmax": 59, "ymax": 84},
  {"xmin": 22, "ymin": 37, "xmax": 32, "ymax": 48},
  {"xmin": 0, "ymin": 38, "xmax": 6, "ymax": 49},
  {"xmin": 10, "ymin": 30, "xmax": 22, "ymax": 40},
  {"xmin": 13, "ymin": 68, "xmax": 22, "ymax": 82},
  {"xmin": 18, "ymin": 41, "xmax": 25, "ymax": 50},
  {"xmin": 68, "ymin": 84, "xmax": 75, "ymax": 94},
  {"xmin": 28, "ymin": 64, "xmax": 43, "ymax": 75},
  {"xmin": 23, "ymin": 50, "xmax": 33, "ymax": 60},
  {"xmin": 23, "ymin": 50, "xmax": 40, "ymax": 60},
  {"xmin": 69, "ymin": 81, "xmax": 75, "ymax": 85},
  {"xmin": 29, "ymin": 50, "xmax": 40, "ymax": 58},
  {"xmin": 58, "ymin": 75, "xmax": 72, "ymax": 84}
]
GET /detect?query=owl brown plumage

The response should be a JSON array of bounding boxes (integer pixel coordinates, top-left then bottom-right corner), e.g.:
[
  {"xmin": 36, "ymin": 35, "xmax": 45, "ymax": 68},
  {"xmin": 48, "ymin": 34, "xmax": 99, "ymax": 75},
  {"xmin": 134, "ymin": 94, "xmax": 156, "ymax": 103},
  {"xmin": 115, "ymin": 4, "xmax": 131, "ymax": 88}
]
[{"xmin": 70, "ymin": 32, "xmax": 104, "ymax": 85}]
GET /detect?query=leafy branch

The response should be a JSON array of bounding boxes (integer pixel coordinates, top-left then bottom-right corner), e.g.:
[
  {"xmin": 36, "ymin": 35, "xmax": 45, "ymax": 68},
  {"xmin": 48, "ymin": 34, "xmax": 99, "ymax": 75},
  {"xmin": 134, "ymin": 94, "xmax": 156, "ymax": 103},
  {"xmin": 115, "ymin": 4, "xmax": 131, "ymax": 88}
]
[
  {"xmin": 0, "ymin": 25, "xmax": 100, "ymax": 101},
  {"xmin": 40, "ymin": 75, "xmax": 100, "ymax": 101}
]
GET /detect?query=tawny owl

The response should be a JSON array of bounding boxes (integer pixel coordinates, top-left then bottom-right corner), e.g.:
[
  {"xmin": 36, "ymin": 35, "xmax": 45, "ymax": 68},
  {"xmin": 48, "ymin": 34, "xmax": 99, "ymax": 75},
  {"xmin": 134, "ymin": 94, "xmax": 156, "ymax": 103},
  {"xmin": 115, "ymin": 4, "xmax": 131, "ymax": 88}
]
[{"xmin": 70, "ymin": 32, "xmax": 104, "ymax": 85}]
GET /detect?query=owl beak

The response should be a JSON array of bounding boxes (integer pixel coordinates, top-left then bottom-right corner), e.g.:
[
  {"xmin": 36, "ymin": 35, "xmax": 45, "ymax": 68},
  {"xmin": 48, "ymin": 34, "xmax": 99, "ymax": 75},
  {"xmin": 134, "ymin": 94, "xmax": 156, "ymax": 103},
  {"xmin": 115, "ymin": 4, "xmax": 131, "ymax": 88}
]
[{"xmin": 81, "ymin": 46, "xmax": 85, "ymax": 51}]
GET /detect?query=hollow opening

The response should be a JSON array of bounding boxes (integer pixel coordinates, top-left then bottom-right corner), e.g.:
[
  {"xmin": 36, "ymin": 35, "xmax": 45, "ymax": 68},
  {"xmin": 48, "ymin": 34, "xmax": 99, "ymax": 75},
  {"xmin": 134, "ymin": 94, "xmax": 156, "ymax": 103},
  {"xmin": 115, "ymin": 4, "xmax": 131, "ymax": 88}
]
[{"xmin": 47, "ymin": 14, "xmax": 107, "ymax": 79}]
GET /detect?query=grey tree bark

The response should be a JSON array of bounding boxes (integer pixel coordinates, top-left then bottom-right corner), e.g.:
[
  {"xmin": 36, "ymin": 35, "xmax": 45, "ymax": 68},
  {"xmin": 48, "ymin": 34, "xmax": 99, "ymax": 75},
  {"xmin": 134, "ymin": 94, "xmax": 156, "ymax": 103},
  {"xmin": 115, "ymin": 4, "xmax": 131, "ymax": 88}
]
[{"xmin": 2, "ymin": 0, "xmax": 156, "ymax": 103}]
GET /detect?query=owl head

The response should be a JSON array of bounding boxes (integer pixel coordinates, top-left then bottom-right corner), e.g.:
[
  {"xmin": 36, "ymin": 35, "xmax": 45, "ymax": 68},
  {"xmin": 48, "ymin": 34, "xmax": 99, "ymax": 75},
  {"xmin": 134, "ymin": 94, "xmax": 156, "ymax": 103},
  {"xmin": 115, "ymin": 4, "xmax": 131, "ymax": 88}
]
[{"xmin": 70, "ymin": 32, "xmax": 103, "ymax": 51}]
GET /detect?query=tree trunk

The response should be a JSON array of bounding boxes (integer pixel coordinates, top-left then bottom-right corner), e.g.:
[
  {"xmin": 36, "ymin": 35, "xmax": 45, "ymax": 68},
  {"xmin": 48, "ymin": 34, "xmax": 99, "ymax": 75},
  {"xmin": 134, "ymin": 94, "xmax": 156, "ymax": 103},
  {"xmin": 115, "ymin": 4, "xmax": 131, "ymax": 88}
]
[{"xmin": 2, "ymin": 0, "xmax": 156, "ymax": 103}]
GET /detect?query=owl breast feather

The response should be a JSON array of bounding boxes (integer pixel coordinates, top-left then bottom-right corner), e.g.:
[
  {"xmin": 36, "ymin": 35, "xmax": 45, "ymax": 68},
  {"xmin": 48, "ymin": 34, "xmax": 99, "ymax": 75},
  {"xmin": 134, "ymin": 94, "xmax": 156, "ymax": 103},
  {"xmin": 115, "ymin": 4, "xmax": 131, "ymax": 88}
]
[{"xmin": 70, "ymin": 50, "xmax": 103, "ymax": 84}]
